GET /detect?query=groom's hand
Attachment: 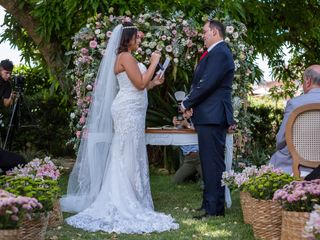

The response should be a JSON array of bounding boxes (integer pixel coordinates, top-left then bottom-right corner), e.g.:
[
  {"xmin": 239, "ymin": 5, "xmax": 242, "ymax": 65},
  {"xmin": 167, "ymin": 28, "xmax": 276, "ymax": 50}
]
[{"xmin": 183, "ymin": 108, "xmax": 193, "ymax": 119}]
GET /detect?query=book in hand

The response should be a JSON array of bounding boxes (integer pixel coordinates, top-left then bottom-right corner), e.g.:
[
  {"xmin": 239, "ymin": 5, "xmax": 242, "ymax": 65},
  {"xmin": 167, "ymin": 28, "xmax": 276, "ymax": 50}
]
[{"xmin": 157, "ymin": 57, "xmax": 170, "ymax": 78}]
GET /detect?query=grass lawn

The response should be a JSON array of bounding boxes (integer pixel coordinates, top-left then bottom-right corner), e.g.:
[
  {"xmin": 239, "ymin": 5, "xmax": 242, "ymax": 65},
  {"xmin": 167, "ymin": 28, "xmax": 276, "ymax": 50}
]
[{"xmin": 46, "ymin": 172, "xmax": 254, "ymax": 240}]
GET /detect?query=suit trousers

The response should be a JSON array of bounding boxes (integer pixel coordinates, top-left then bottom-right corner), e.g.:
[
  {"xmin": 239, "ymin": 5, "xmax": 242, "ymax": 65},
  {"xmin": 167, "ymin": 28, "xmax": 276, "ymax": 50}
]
[{"xmin": 195, "ymin": 124, "xmax": 226, "ymax": 215}]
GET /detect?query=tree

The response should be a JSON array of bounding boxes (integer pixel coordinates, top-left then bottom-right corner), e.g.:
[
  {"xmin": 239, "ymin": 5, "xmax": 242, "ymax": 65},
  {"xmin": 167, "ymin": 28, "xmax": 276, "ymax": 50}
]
[{"xmin": 0, "ymin": 0, "xmax": 214, "ymax": 89}]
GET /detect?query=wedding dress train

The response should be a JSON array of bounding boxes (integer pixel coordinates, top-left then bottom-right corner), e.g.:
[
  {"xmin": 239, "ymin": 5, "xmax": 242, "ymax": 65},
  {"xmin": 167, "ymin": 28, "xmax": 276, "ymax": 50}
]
[{"xmin": 64, "ymin": 63, "xmax": 179, "ymax": 233}]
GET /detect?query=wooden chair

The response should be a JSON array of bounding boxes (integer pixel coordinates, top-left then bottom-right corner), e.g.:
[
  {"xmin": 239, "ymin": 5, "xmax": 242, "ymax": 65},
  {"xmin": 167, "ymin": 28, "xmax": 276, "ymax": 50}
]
[{"xmin": 286, "ymin": 103, "xmax": 320, "ymax": 177}]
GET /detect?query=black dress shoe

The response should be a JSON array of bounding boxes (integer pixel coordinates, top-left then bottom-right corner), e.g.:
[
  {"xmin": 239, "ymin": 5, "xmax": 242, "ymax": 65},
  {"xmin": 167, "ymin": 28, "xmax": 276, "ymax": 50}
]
[
  {"xmin": 195, "ymin": 207, "xmax": 204, "ymax": 212},
  {"xmin": 193, "ymin": 212, "xmax": 210, "ymax": 220}
]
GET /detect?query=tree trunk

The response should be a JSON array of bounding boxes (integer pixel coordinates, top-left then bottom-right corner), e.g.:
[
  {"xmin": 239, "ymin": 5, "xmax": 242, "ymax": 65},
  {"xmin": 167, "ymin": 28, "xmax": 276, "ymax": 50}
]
[{"xmin": 0, "ymin": 1, "xmax": 66, "ymax": 89}]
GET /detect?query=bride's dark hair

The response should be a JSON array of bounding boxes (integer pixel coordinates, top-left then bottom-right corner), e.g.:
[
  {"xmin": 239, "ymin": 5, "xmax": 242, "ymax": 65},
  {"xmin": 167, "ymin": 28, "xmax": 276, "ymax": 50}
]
[{"xmin": 117, "ymin": 22, "xmax": 138, "ymax": 54}]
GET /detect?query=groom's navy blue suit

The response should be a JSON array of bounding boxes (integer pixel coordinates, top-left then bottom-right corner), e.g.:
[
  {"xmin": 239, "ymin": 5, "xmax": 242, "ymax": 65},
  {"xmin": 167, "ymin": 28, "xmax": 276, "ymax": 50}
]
[{"xmin": 182, "ymin": 41, "xmax": 234, "ymax": 215}]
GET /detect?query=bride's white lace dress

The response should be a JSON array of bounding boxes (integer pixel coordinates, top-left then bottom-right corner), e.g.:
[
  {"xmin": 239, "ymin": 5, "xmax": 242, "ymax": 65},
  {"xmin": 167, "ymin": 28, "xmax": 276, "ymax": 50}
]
[{"xmin": 65, "ymin": 63, "xmax": 179, "ymax": 233}]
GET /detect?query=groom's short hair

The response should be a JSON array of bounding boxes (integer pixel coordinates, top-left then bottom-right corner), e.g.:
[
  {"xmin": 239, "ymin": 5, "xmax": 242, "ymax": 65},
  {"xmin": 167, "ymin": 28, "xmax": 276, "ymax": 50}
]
[{"xmin": 208, "ymin": 20, "xmax": 226, "ymax": 39}]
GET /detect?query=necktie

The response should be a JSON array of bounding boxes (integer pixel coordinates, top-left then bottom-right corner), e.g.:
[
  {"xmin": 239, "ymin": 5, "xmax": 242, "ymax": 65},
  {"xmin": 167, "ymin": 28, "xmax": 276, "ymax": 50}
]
[{"xmin": 199, "ymin": 50, "xmax": 208, "ymax": 62}]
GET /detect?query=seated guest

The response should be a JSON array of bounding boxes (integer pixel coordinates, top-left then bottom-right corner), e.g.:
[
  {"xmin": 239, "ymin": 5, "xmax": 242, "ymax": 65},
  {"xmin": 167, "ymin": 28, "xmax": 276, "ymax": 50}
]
[
  {"xmin": 171, "ymin": 116, "xmax": 202, "ymax": 184},
  {"xmin": 270, "ymin": 65, "xmax": 320, "ymax": 175},
  {"xmin": 0, "ymin": 148, "xmax": 25, "ymax": 174}
]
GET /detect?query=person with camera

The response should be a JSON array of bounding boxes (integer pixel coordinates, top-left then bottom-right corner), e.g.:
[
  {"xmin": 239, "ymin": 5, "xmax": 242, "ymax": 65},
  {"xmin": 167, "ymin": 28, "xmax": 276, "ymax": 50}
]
[
  {"xmin": 171, "ymin": 116, "xmax": 203, "ymax": 185},
  {"xmin": 0, "ymin": 59, "xmax": 16, "ymax": 107},
  {"xmin": 0, "ymin": 59, "xmax": 25, "ymax": 174}
]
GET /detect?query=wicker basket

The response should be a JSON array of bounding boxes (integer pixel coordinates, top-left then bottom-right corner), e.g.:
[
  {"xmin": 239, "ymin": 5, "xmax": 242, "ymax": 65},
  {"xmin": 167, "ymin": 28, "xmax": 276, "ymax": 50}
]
[
  {"xmin": 20, "ymin": 212, "xmax": 49, "ymax": 240},
  {"xmin": 281, "ymin": 210, "xmax": 310, "ymax": 240},
  {"xmin": 48, "ymin": 200, "xmax": 63, "ymax": 228},
  {"xmin": 252, "ymin": 199, "xmax": 282, "ymax": 240},
  {"xmin": 0, "ymin": 229, "xmax": 21, "ymax": 240},
  {"xmin": 240, "ymin": 191, "xmax": 255, "ymax": 224}
]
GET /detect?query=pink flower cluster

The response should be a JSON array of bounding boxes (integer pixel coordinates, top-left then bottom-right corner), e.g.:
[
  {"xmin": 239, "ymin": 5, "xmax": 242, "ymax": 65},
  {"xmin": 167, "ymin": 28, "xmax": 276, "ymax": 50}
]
[
  {"xmin": 0, "ymin": 189, "xmax": 42, "ymax": 228},
  {"xmin": 222, "ymin": 164, "xmax": 283, "ymax": 189},
  {"xmin": 6, "ymin": 157, "xmax": 61, "ymax": 181},
  {"xmin": 273, "ymin": 179, "xmax": 320, "ymax": 212},
  {"xmin": 304, "ymin": 204, "xmax": 320, "ymax": 239}
]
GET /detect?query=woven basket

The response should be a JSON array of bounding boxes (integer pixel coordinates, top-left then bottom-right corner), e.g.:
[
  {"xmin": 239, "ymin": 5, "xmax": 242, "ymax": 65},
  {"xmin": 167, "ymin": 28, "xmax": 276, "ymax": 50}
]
[
  {"xmin": 20, "ymin": 212, "xmax": 49, "ymax": 240},
  {"xmin": 240, "ymin": 191, "xmax": 255, "ymax": 224},
  {"xmin": 252, "ymin": 199, "xmax": 282, "ymax": 240},
  {"xmin": 48, "ymin": 200, "xmax": 63, "ymax": 228},
  {"xmin": 0, "ymin": 229, "xmax": 21, "ymax": 240},
  {"xmin": 281, "ymin": 210, "xmax": 310, "ymax": 240}
]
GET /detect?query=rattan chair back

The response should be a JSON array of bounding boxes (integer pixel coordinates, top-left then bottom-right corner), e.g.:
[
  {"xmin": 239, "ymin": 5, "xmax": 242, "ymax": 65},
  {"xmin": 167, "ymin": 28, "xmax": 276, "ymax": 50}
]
[{"xmin": 285, "ymin": 103, "xmax": 320, "ymax": 177}]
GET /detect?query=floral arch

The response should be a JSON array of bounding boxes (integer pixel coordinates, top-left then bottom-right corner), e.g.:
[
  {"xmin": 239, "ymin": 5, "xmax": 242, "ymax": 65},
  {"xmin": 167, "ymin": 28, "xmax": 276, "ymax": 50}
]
[{"xmin": 67, "ymin": 9, "xmax": 260, "ymax": 163}]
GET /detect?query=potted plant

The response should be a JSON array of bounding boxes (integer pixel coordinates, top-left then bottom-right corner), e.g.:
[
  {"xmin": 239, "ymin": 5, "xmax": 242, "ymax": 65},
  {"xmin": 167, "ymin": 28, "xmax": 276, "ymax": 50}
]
[
  {"xmin": 6, "ymin": 156, "xmax": 63, "ymax": 227},
  {"xmin": 0, "ymin": 189, "xmax": 42, "ymax": 240},
  {"xmin": 274, "ymin": 179, "xmax": 320, "ymax": 240},
  {"xmin": 0, "ymin": 176, "xmax": 60, "ymax": 240},
  {"xmin": 222, "ymin": 165, "xmax": 258, "ymax": 224},
  {"xmin": 303, "ymin": 204, "xmax": 320, "ymax": 240},
  {"xmin": 243, "ymin": 169, "xmax": 295, "ymax": 239}
]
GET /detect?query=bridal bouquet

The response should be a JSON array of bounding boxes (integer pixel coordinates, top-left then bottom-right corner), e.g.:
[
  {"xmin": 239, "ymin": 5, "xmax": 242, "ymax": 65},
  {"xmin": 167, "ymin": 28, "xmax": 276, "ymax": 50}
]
[
  {"xmin": 6, "ymin": 156, "xmax": 61, "ymax": 181},
  {"xmin": 303, "ymin": 204, "xmax": 320, "ymax": 239},
  {"xmin": 273, "ymin": 179, "xmax": 320, "ymax": 212},
  {"xmin": 0, "ymin": 189, "xmax": 42, "ymax": 229}
]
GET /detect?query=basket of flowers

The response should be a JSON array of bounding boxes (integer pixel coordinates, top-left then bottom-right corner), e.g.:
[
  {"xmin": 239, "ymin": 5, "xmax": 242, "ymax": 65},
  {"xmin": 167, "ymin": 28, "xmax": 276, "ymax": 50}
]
[
  {"xmin": 274, "ymin": 179, "xmax": 320, "ymax": 240},
  {"xmin": 6, "ymin": 156, "xmax": 63, "ymax": 228},
  {"xmin": 303, "ymin": 204, "xmax": 320, "ymax": 240},
  {"xmin": 0, "ymin": 189, "xmax": 42, "ymax": 240},
  {"xmin": 222, "ymin": 165, "xmax": 258, "ymax": 224},
  {"xmin": 243, "ymin": 167, "xmax": 295, "ymax": 240},
  {"xmin": 0, "ymin": 175, "xmax": 60, "ymax": 240}
]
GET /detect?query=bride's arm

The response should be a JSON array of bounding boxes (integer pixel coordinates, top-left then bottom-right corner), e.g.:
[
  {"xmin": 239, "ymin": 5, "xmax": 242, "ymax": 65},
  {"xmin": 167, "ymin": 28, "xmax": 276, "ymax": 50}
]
[
  {"xmin": 147, "ymin": 74, "xmax": 165, "ymax": 90},
  {"xmin": 120, "ymin": 52, "xmax": 160, "ymax": 90}
]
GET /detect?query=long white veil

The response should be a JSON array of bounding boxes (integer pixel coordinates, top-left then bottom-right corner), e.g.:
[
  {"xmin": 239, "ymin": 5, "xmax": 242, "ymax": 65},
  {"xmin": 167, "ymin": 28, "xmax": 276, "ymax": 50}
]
[{"xmin": 61, "ymin": 24, "xmax": 123, "ymax": 213}]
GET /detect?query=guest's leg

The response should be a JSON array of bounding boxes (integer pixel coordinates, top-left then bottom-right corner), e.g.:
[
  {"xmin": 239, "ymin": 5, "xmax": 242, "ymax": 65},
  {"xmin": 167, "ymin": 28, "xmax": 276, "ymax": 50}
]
[{"xmin": 173, "ymin": 160, "xmax": 197, "ymax": 184}]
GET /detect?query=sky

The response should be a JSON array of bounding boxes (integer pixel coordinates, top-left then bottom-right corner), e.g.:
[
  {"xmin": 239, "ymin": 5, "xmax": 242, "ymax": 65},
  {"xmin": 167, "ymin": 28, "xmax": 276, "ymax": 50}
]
[
  {"xmin": 0, "ymin": 6, "xmax": 24, "ymax": 65},
  {"xmin": 0, "ymin": 6, "xmax": 275, "ymax": 81}
]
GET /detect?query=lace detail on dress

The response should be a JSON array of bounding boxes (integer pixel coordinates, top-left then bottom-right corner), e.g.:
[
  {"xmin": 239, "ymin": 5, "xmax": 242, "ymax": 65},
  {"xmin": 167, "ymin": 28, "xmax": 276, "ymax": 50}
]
[{"xmin": 65, "ymin": 63, "xmax": 179, "ymax": 233}]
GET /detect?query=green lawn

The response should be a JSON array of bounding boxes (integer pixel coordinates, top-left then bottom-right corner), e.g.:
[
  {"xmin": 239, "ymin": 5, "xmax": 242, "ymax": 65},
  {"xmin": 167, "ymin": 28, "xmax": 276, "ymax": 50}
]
[{"xmin": 46, "ymin": 173, "xmax": 254, "ymax": 240}]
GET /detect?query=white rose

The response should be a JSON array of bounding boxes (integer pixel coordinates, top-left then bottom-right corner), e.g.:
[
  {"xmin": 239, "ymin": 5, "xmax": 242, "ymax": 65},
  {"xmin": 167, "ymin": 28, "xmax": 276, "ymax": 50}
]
[
  {"xmin": 232, "ymin": 32, "xmax": 239, "ymax": 39},
  {"xmin": 226, "ymin": 26, "xmax": 234, "ymax": 34},
  {"xmin": 95, "ymin": 29, "xmax": 101, "ymax": 35}
]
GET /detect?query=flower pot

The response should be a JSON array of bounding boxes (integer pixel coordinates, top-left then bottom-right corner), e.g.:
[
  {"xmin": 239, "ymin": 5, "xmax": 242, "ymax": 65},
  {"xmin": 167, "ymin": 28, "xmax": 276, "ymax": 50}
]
[
  {"xmin": 252, "ymin": 199, "xmax": 282, "ymax": 240},
  {"xmin": 281, "ymin": 210, "xmax": 310, "ymax": 240},
  {"xmin": 48, "ymin": 200, "xmax": 63, "ymax": 228},
  {"xmin": 20, "ymin": 212, "xmax": 49, "ymax": 240},
  {"xmin": 240, "ymin": 191, "xmax": 255, "ymax": 224},
  {"xmin": 0, "ymin": 229, "xmax": 21, "ymax": 240}
]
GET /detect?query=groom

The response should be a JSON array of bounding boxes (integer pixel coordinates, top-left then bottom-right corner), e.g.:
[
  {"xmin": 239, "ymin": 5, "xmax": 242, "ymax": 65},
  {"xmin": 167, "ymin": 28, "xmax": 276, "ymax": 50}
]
[{"xmin": 181, "ymin": 20, "xmax": 235, "ymax": 218}]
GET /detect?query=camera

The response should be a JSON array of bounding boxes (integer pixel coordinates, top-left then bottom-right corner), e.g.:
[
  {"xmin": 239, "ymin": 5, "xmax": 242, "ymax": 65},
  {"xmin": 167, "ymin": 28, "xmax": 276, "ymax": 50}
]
[{"xmin": 12, "ymin": 75, "xmax": 25, "ymax": 93}]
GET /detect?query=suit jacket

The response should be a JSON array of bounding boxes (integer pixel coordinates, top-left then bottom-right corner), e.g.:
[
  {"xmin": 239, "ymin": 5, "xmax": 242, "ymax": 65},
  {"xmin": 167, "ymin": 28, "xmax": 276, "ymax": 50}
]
[
  {"xmin": 182, "ymin": 41, "xmax": 235, "ymax": 125},
  {"xmin": 270, "ymin": 88, "xmax": 320, "ymax": 174}
]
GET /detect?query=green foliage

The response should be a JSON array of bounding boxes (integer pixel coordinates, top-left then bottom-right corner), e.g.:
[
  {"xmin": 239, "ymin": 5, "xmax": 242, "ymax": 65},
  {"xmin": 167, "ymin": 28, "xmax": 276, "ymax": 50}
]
[
  {"xmin": 0, "ymin": 65, "xmax": 73, "ymax": 156},
  {"xmin": 233, "ymin": 96, "xmax": 283, "ymax": 168},
  {"xmin": 243, "ymin": 172, "xmax": 295, "ymax": 200},
  {"xmin": 0, "ymin": 176, "xmax": 60, "ymax": 212}
]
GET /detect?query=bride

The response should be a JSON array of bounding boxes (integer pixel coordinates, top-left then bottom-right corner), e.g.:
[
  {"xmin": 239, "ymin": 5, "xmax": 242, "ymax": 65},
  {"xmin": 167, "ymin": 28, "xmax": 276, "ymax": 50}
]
[{"xmin": 60, "ymin": 22, "xmax": 179, "ymax": 233}]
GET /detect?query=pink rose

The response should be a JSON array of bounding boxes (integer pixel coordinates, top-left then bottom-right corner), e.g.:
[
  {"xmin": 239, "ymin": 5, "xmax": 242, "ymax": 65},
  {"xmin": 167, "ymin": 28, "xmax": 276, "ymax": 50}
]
[
  {"xmin": 79, "ymin": 116, "xmax": 86, "ymax": 124},
  {"xmin": 106, "ymin": 31, "xmax": 112, "ymax": 38},
  {"xmin": 89, "ymin": 40, "xmax": 98, "ymax": 48},
  {"xmin": 76, "ymin": 131, "xmax": 81, "ymax": 139},
  {"xmin": 81, "ymin": 48, "xmax": 89, "ymax": 55}
]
